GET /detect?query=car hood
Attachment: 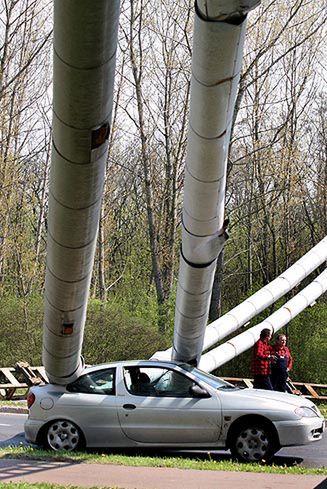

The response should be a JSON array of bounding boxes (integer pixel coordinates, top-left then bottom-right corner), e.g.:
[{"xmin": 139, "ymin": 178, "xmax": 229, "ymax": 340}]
[{"xmin": 218, "ymin": 387, "xmax": 318, "ymax": 412}]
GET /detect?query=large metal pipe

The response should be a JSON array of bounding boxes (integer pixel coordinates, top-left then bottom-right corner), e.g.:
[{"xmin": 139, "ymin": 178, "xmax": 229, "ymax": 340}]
[
  {"xmin": 172, "ymin": 0, "xmax": 260, "ymax": 364},
  {"xmin": 154, "ymin": 235, "xmax": 327, "ymax": 361},
  {"xmin": 43, "ymin": 0, "xmax": 120, "ymax": 384},
  {"xmin": 199, "ymin": 268, "xmax": 327, "ymax": 372}
]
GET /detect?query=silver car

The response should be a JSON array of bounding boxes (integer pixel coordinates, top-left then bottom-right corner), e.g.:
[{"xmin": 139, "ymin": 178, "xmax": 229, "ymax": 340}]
[{"xmin": 25, "ymin": 360, "xmax": 324, "ymax": 462}]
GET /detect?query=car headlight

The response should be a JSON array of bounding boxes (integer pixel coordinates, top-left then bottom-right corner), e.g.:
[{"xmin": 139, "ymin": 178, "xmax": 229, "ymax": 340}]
[{"xmin": 295, "ymin": 406, "xmax": 318, "ymax": 418}]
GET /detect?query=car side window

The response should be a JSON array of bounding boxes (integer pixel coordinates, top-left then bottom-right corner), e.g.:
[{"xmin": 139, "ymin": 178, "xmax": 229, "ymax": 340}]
[
  {"xmin": 123, "ymin": 366, "xmax": 197, "ymax": 398},
  {"xmin": 124, "ymin": 367, "xmax": 157, "ymax": 396},
  {"xmin": 67, "ymin": 368, "xmax": 116, "ymax": 395}
]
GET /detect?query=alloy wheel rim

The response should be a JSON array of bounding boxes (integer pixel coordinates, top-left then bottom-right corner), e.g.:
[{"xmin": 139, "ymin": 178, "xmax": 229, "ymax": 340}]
[
  {"xmin": 235, "ymin": 427, "xmax": 269, "ymax": 461},
  {"xmin": 47, "ymin": 420, "xmax": 80, "ymax": 451}
]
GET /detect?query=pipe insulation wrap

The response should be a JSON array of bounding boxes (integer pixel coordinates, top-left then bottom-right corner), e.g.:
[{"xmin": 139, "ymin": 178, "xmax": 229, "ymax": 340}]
[
  {"xmin": 43, "ymin": 0, "xmax": 121, "ymax": 384},
  {"xmin": 174, "ymin": 258, "xmax": 217, "ymax": 362},
  {"xmin": 54, "ymin": 1, "xmax": 120, "ymax": 67},
  {"xmin": 44, "ymin": 327, "xmax": 84, "ymax": 357},
  {"xmin": 263, "ymin": 277, "xmax": 291, "ymax": 300},
  {"xmin": 175, "ymin": 257, "xmax": 216, "ymax": 319},
  {"xmin": 44, "ymin": 299, "xmax": 86, "ymax": 334},
  {"xmin": 175, "ymin": 289, "xmax": 213, "ymax": 319},
  {"xmin": 47, "ymin": 238, "xmax": 95, "ymax": 283},
  {"xmin": 178, "ymin": 255, "xmax": 217, "ymax": 293},
  {"xmin": 50, "ymin": 148, "xmax": 107, "ymax": 208},
  {"xmin": 53, "ymin": 55, "xmax": 116, "ymax": 128},
  {"xmin": 52, "ymin": 115, "xmax": 109, "ymax": 164},
  {"xmin": 196, "ymin": 0, "xmax": 261, "ymax": 20},
  {"xmin": 199, "ymin": 268, "xmax": 327, "ymax": 372},
  {"xmin": 48, "ymin": 193, "xmax": 101, "ymax": 248},
  {"xmin": 226, "ymin": 303, "xmax": 259, "ymax": 325},
  {"xmin": 173, "ymin": 331, "xmax": 207, "ymax": 363},
  {"xmin": 173, "ymin": 5, "xmax": 251, "ymax": 364},
  {"xmin": 45, "ymin": 270, "xmax": 92, "ymax": 312},
  {"xmin": 183, "ymin": 169, "xmax": 227, "ymax": 234},
  {"xmin": 187, "ymin": 126, "xmax": 227, "ymax": 181},
  {"xmin": 42, "ymin": 346, "xmax": 86, "ymax": 386},
  {"xmin": 238, "ymin": 289, "xmax": 274, "ymax": 315},
  {"xmin": 182, "ymin": 227, "xmax": 227, "ymax": 264}
]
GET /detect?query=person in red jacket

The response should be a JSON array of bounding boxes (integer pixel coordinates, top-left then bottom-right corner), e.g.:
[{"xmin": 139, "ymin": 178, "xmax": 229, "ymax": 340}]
[
  {"xmin": 251, "ymin": 328, "xmax": 273, "ymax": 390},
  {"xmin": 271, "ymin": 334, "xmax": 293, "ymax": 392}
]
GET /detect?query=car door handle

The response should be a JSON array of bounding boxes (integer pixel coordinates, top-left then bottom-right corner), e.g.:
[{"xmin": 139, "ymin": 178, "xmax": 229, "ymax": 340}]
[{"xmin": 123, "ymin": 404, "xmax": 136, "ymax": 410}]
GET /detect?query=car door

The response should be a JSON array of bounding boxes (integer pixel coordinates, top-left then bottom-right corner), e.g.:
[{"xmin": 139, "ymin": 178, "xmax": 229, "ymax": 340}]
[
  {"xmin": 117, "ymin": 365, "xmax": 222, "ymax": 444},
  {"xmin": 62, "ymin": 367, "xmax": 123, "ymax": 446}
]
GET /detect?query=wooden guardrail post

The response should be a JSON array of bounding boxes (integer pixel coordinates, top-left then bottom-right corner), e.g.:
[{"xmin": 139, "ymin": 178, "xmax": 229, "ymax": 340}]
[
  {"xmin": 0, "ymin": 363, "xmax": 48, "ymax": 400},
  {"xmin": 0, "ymin": 367, "xmax": 28, "ymax": 400}
]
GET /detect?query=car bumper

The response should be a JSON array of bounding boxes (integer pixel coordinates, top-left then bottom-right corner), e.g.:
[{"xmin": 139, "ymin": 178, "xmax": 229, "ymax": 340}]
[
  {"xmin": 274, "ymin": 417, "xmax": 325, "ymax": 446},
  {"xmin": 24, "ymin": 418, "xmax": 43, "ymax": 444}
]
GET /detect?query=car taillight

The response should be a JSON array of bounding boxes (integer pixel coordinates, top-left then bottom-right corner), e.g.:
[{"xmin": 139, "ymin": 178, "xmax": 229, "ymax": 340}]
[{"xmin": 27, "ymin": 392, "xmax": 35, "ymax": 409}]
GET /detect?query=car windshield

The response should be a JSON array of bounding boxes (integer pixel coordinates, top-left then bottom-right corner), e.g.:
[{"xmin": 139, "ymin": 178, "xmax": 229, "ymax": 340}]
[{"xmin": 179, "ymin": 364, "xmax": 236, "ymax": 390}]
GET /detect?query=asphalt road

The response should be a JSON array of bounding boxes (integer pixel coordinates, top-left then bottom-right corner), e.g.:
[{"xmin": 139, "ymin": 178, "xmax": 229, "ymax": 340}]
[{"xmin": 0, "ymin": 413, "xmax": 326, "ymax": 468}]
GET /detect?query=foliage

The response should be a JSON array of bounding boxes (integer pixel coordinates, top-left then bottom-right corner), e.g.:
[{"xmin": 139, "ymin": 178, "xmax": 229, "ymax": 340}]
[
  {"xmin": 287, "ymin": 305, "xmax": 327, "ymax": 384},
  {"xmin": 83, "ymin": 300, "xmax": 169, "ymax": 364},
  {"xmin": 0, "ymin": 295, "xmax": 169, "ymax": 367},
  {"xmin": 0, "ymin": 296, "xmax": 43, "ymax": 367},
  {"xmin": 318, "ymin": 404, "xmax": 327, "ymax": 419}
]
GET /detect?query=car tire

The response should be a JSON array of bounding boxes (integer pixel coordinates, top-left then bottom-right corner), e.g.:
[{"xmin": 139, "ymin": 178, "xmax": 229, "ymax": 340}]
[
  {"xmin": 230, "ymin": 422, "xmax": 277, "ymax": 463},
  {"xmin": 44, "ymin": 419, "xmax": 84, "ymax": 452}
]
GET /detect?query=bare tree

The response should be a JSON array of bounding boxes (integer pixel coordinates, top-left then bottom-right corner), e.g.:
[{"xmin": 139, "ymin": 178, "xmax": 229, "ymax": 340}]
[
  {"xmin": 117, "ymin": 0, "xmax": 192, "ymax": 330},
  {"xmin": 0, "ymin": 0, "xmax": 52, "ymax": 295},
  {"xmin": 210, "ymin": 0, "xmax": 327, "ymax": 315}
]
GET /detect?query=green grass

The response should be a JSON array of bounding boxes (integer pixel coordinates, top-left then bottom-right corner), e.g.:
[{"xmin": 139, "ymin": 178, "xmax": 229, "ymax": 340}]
[
  {"xmin": 0, "ymin": 400, "xmax": 26, "ymax": 407},
  {"xmin": 0, "ymin": 445, "xmax": 326, "ymax": 476},
  {"xmin": 318, "ymin": 403, "xmax": 327, "ymax": 418}
]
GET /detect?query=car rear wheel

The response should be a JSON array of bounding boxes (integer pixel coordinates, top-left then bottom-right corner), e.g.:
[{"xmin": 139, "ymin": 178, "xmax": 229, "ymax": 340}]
[
  {"xmin": 45, "ymin": 420, "xmax": 83, "ymax": 452},
  {"xmin": 230, "ymin": 423, "xmax": 276, "ymax": 462}
]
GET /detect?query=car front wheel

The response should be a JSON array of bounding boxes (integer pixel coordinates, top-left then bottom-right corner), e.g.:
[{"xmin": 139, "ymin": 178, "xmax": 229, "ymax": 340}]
[
  {"xmin": 230, "ymin": 423, "xmax": 277, "ymax": 462},
  {"xmin": 45, "ymin": 420, "xmax": 83, "ymax": 452}
]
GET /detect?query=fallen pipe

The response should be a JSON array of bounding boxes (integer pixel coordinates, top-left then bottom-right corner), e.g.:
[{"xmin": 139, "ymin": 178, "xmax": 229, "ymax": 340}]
[{"xmin": 198, "ymin": 268, "xmax": 327, "ymax": 372}]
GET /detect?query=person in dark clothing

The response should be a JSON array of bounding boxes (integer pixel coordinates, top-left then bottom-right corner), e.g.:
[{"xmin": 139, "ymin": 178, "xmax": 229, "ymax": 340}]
[
  {"xmin": 271, "ymin": 334, "xmax": 293, "ymax": 392},
  {"xmin": 251, "ymin": 328, "xmax": 273, "ymax": 390}
]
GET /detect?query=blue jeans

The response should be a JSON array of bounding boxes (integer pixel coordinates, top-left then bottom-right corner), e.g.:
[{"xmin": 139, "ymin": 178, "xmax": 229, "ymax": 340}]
[{"xmin": 253, "ymin": 375, "xmax": 273, "ymax": 390}]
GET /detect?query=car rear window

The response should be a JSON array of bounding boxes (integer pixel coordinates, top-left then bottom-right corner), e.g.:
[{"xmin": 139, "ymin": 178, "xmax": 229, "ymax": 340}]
[{"xmin": 67, "ymin": 367, "xmax": 116, "ymax": 395}]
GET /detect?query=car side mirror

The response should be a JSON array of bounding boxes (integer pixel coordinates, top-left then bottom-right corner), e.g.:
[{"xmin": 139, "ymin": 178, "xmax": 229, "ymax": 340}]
[{"xmin": 190, "ymin": 385, "xmax": 210, "ymax": 398}]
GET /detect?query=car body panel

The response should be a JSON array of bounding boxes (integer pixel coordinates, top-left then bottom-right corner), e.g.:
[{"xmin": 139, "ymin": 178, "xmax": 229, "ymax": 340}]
[
  {"xmin": 274, "ymin": 418, "xmax": 325, "ymax": 446},
  {"xmin": 24, "ymin": 360, "xmax": 324, "ymax": 454},
  {"xmin": 55, "ymin": 392, "xmax": 123, "ymax": 445},
  {"xmin": 117, "ymin": 387, "xmax": 221, "ymax": 444}
]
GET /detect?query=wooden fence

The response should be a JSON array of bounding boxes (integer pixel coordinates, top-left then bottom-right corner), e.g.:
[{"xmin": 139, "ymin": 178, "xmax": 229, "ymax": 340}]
[{"xmin": 0, "ymin": 363, "xmax": 48, "ymax": 400}]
